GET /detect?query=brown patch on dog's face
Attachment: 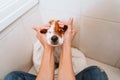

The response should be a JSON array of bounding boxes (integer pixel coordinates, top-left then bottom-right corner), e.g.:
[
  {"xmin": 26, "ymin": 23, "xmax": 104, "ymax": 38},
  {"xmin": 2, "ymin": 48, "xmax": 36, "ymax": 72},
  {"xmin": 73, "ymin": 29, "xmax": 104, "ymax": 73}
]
[
  {"xmin": 54, "ymin": 20, "xmax": 68, "ymax": 37},
  {"xmin": 49, "ymin": 20, "xmax": 54, "ymax": 24}
]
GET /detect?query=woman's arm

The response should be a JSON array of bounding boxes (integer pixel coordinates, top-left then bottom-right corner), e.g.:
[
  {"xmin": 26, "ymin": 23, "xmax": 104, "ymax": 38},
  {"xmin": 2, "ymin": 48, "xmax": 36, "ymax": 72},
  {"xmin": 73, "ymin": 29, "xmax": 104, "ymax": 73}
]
[
  {"xmin": 58, "ymin": 45, "xmax": 75, "ymax": 80},
  {"xmin": 58, "ymin": 18, "xmax": 77, "ymax": 80},
  {"xmin": 36, "ymin": 47, "xmax": 54, "ymax": 80},
  {"xmin": 33, "ymin": 26, "xmax": 54, "ymax": 80}
]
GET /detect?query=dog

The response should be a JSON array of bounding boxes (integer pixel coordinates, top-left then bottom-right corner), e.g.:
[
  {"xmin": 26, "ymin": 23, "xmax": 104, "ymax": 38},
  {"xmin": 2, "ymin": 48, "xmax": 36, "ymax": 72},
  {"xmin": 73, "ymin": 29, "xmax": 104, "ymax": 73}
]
[
  {"xmin": 40, "ymin": 20, "xmax": 68, "ymax": 68},
  {"xmin": 40, "ymin": 20, "xmax": 68, "ymax": 46}
]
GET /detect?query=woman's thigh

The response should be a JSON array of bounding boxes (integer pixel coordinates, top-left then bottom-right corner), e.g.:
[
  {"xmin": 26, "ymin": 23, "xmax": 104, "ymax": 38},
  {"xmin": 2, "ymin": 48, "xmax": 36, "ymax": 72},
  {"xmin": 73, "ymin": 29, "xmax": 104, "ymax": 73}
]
[
  {"xmin": 75, "ymin": 66, "xmax": 108, "ymax": 80},
  {"xmin": 4, "ymin": 71, "xmax": 36, "ymax": 80}
]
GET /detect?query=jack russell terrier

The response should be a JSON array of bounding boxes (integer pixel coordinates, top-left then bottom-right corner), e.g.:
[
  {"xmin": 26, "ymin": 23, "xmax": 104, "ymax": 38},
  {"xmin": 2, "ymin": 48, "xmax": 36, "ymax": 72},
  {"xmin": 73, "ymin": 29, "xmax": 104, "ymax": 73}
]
[{"xmin": 40, "ymin": 20, "xmax": 68, "ymax": 46}]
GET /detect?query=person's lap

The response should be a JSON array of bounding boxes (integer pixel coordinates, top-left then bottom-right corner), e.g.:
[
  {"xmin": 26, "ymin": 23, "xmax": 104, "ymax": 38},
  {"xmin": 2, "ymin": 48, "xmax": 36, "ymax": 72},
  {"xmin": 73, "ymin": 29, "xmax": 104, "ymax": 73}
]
[
  {"xmin": 4, "ymin": 71, "xmax": 36, "ymax": 80},
  {"xmin": 4, "ymin": 66, "xmax": 108, "ymax": 80},
  {"xmin": 75, "ymin": 66, "xmax": 108, "ymax": 80}
]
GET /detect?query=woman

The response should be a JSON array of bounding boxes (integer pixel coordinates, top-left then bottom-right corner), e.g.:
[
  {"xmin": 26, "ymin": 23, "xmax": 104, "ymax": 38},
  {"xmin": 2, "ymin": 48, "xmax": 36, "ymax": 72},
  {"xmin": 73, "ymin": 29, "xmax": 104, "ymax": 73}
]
[{"xmin": 4, "ymin": 18, "xmax": 108, "ymax": 80}]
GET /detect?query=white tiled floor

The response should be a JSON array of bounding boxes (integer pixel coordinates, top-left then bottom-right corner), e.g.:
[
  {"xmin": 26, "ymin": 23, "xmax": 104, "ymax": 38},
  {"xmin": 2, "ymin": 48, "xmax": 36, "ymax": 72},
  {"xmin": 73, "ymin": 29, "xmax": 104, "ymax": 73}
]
[{"xmin": 29, "ymin": 58, "xmax": 120, "ymax": 80}]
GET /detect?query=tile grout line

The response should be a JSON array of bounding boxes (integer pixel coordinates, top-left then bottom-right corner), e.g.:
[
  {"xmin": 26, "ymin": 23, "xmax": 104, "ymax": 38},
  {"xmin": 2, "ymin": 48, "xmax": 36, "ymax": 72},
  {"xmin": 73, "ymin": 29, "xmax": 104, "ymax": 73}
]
[
  {"xmin": 115, "ymin": 57, "xmax": 120, "ymax": 68},
  {"xmin": 82, "ymin": 15, "xmax": 120, "ymax": 23}
]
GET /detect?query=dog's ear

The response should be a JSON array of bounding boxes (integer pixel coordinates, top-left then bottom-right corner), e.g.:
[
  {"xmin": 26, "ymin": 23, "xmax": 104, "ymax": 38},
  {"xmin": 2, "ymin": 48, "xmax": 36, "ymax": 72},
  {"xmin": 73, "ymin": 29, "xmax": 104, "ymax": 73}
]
[
  {"xmin": 63, "ymin": 25, "xmax": 68, "ymax": 32},
  {"xmin": 40, "ymin": 29, "xmax": 47, "ymax": 34}
]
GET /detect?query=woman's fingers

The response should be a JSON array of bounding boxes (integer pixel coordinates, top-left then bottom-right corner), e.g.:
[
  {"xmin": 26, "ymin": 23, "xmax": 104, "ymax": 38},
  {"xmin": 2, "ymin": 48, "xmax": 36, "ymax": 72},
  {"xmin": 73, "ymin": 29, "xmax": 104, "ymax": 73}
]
[
  {"xmin": 44, "ymin": 23, "xmax": 50, "ymax": 27},
  {"xmin": 58, "ymin": 17, "xmax": 73, "ymax": 29},
  {"xmin": 41, "ymin": 26, "xmax": 49, "ymax": 30},
  {"xmin": 58, "ymin": 21, "xmax": 65, "ymax": 27},
  {"xmin": 72, "ymin": 27, "xmax": 77, "ymax": 39},
  {"xmin": 32, "ymin": 26, "xmax": 40, "ymax": 32},
  {"xmin": 66, "ymin": 18, "xmax": 73, "ymax": 31},
  {"xmin": 67, "ymin": 18, "xmax": 73, "ymax": 26},
  {"xmin": 32, "ymin": 25, "xmax": 50, "ymax": 32},
  {"xmin": 58, "ymin": 21, "xmax": 64, "ymax": 25}
]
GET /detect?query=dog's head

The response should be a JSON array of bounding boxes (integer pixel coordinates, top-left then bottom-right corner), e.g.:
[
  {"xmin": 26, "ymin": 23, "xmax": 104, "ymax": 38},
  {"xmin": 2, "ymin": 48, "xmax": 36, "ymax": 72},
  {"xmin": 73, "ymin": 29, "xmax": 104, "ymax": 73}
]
[{"xmin": 40, "ymin": 20, "xmax": 68, "ymax": 46}]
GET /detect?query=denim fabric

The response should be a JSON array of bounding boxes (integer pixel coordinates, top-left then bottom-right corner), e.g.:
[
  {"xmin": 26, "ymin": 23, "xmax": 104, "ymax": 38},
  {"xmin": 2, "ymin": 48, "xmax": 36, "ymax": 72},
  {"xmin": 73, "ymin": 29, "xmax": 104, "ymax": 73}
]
[
  {"xmin": 4, "ymin": 71, "xmax": 36, "ymax": 80},
  {"xmin": 4, "ymin": 66, "xmax": 108, "ymax": 80},
  {"xmin": 75, "ymin": 66, "xmax": 108, "ymax": 80}
]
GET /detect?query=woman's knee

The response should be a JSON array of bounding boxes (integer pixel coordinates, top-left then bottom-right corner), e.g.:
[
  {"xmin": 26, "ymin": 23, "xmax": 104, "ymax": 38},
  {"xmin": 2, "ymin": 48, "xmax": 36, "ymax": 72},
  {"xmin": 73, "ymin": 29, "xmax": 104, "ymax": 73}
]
[
  {"xmin": 89, "ymin": 66, "xmax": 108, "ymax": 80},
  {"xmin": 86, "ymin": 66, "xmax": 106, "ymax": 74},
  {"xmin": 4, "ymin": 71, "xmax": 23, "ymax": 80},
  {"xmin": 76, "ymin": 66, "xmax": 108, "ymax": 80}
]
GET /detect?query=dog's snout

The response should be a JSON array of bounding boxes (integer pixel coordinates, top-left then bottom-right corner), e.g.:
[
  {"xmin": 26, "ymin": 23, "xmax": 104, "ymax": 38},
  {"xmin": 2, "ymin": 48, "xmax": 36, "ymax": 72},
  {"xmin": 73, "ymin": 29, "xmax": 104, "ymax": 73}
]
[{"xmin": 51, "ymin": 35, "xmax": 58, "ymax": 42}]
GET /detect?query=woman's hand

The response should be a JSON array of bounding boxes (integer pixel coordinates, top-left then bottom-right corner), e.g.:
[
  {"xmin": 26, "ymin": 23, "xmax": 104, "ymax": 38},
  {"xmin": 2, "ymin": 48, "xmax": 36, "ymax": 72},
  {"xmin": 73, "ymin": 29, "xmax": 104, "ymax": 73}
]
[
  {"xmin": 58, "ymin": 18, "xmax": 76, "ymax": 80},
  {"xmin": 59, "ymin": 18, "xmax": 77, "ymax": 47},
  {"xmin": 33, "ymin": 25, "xmax": 55, "ymax": 80},
  {"xmin": 32, "ymin": 25, "xmax": 53, "ymax": 49}
]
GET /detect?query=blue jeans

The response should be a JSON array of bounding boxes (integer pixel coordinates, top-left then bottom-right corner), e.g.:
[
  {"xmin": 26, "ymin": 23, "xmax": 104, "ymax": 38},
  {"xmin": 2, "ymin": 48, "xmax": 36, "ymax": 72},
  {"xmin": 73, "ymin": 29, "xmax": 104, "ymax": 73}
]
[{"xmin": 4, "ymin": 66, "xmax": 108, "ymax": 80}]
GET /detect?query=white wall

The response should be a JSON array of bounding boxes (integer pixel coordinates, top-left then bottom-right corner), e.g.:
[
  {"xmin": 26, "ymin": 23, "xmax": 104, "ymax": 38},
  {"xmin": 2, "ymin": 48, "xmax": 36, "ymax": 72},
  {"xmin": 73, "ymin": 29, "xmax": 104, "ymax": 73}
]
[
  {"xmin": 38, "ymin": 0, "xmax": 120, "ymax": 68},
  {"xmin": 0, "ymin": 5, "xmax": 43, "ymax": 79}
]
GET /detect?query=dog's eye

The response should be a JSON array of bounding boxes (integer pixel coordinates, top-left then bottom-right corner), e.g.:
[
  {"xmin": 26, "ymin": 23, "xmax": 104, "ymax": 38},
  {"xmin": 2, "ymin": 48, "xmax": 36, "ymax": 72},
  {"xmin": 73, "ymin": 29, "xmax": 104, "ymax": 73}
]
[{"xmin": 48, "ymin": 31, "xmax": 51, "ymax": 33}]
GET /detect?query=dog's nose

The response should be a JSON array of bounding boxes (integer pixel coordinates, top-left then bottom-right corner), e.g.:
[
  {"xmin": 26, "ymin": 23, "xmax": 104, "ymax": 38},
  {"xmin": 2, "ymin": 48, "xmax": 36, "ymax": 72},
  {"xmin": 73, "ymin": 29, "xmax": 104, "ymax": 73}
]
[{"xmin": 51, "ymin": 35, "xmax": 58, "ymax": 42}]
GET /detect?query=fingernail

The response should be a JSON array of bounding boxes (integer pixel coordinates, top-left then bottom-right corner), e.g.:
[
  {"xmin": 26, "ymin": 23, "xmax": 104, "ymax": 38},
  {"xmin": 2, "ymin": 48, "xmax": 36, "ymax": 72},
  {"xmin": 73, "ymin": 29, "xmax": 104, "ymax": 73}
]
[
  {"xmin": 58, "ymin": 22, "xmax": 63, "ymax": 25},
  {"xmin": 32, "ymin": 27, "xmax": 34, "ymax": 29},
  {"xmin": 70, "ymin": 17, "xmax": 73, "ymax": 20},
  {"xmin": 59, "ymin": 24, "xmax": 64, "ymax": 27}
]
